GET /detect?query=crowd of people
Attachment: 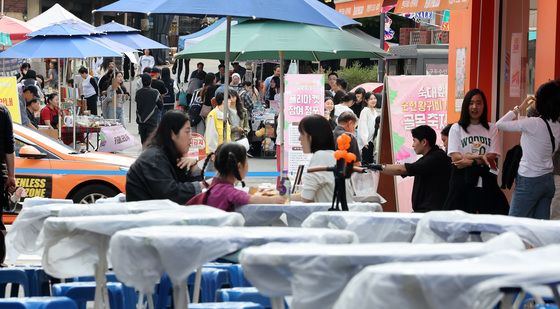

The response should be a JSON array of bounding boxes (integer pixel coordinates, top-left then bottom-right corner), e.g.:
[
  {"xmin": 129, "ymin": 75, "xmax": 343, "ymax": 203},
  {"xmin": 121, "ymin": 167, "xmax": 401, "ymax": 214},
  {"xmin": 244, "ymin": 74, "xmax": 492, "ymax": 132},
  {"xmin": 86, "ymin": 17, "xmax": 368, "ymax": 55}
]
[{"xmin": 7, "ymin": 53, "xmax": 560, "ymax": 221}]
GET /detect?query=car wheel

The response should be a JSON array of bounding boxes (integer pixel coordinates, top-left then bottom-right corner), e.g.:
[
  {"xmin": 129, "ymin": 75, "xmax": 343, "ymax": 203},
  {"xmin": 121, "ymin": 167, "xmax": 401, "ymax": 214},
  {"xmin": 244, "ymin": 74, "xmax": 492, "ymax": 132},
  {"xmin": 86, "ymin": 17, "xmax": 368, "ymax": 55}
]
[{"xmin": 72, "ymin": 184, "xmax": 120, "ymax": 204}]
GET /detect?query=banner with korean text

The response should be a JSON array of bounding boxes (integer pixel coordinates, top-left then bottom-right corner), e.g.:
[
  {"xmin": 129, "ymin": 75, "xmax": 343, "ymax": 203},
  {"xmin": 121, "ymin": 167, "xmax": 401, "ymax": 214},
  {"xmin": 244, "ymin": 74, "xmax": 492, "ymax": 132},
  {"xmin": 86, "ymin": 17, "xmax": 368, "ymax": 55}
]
[
  {"xmin": 386, "ymin": 75, "xmax": 448, "ymax": 212},
  {"xmin": 0, "ymin": 76, "xmax": 21, "ymax": 124},
  {"xmin": 395, "ymin": 0, "xmax": 470, "ymax": 13},
  {"xmin": 283, "ymin": 74, "xmax": 324, "ymax": 179}
]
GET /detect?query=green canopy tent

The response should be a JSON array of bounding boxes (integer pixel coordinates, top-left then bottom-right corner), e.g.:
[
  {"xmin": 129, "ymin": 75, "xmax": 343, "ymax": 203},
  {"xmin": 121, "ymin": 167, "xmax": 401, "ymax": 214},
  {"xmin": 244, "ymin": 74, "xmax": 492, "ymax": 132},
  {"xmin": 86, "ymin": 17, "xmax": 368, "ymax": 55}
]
[{"xmin": 176, "ymin": 19, "xmax": 388, "ymax": 172}]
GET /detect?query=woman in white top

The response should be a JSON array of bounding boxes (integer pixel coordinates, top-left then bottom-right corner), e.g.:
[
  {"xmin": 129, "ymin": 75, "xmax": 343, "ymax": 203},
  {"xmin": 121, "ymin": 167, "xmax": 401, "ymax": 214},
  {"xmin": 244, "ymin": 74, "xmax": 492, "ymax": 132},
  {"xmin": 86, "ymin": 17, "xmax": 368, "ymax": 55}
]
[
  {"xmin": 496, "ymin": 81, "xmax": 560, "ymax": 219},
  {"xmin": 444, "ymin": 88, "xmax": 509, "ymax": 214},
  {"xmin": 357, "ymin": 92, "xmax": 380, "ymax": 164},
  {"xmin": 139, "ymin": 49, "xmax": 155, "ymax": 73},
  {"xmin": 291, "ymin": 114, "xmax": 354, "ymax": 203}
]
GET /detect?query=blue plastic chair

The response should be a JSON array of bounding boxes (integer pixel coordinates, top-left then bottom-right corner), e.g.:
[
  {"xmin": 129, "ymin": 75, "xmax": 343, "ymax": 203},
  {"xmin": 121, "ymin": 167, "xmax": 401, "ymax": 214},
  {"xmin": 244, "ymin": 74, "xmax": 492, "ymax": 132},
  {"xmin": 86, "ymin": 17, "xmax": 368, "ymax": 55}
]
[
  {"xmin": 156, "ymin": 269, "xmax": 231, "ymax": 308},
  {"xmin": 51, "ymin": 282, "xmax": 125, "ymax": 309},
  {"xmin": 0, "ymin": 268, "xmax": 31, "ymax": 298},
  {"xmin": 189, "ymin": 302, "xmax": 264, "ymax": 309},
  {"xmin": 0, "ymin": 296, "xmax": 77, "ymax": 308},
  {"xmin": 204, "ymin": 263, "xmax": 251, "ymax": 287},
  {"xmin": 73, "ymin": 272, "xmax": 137, "ymax": 309},
  {"xmin": 215, "ymin": 287, "xmax": 272, "ymax": 309},
  {"xmin": 188, "ymin": 268, "xmax": 231, "ymax": 303}
]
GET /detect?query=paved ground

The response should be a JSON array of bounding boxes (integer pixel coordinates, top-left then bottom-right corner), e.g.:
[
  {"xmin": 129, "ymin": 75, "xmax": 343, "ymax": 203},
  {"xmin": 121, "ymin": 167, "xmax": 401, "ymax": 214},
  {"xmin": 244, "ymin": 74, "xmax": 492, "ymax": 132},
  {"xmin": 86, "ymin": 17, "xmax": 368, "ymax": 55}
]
[{"xmin": 116, "ymin": 58, "xmax": 277, "ymax": 188}]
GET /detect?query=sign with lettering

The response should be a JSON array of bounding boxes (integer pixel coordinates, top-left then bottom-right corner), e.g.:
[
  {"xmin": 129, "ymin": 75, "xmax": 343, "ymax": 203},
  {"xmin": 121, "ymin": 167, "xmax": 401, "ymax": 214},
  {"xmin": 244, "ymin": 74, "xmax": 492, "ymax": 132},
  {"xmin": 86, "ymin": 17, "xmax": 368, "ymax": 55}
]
[
  {"xmin": 0, "ymin": 76, "xmax": 21, "ymax": 124},
  {"xmin": 98, "ymin": 125, "xmax": 137, "ymax": 152},
  {"xmin": 283, "ymin": 74, "xmax": 324, "ymax": 179},
  {"xmin": 395, "ymin": 0, "xmax": 470, "ymax": 13},
  {"xmin": 336, "ymin": 0, "xmax": 384, "ymax": 18},
  {"xmin": 386, "ymin": 75, "xmax": 448, "ymax": 212}
]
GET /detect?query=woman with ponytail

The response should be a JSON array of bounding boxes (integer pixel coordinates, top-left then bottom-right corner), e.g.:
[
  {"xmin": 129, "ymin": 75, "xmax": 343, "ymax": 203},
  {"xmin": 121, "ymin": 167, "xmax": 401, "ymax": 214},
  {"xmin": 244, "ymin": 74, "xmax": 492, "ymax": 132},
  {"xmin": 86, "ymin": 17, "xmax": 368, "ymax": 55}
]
[{"xmin": 187, "ymin": 143, "xmax": 285, "ymax": 210}]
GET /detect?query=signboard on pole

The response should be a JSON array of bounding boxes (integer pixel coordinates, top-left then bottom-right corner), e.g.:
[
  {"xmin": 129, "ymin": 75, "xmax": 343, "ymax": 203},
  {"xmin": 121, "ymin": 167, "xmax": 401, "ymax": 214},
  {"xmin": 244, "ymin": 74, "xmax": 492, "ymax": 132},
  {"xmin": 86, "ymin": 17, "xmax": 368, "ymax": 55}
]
[
  {"xmin": 283, "ymin": 74, "xmax": 324, "ymax": 179},
  {"xmin": 386, "ymin": 75, "xmax": 448, "ymax": 212},
  {"xmin": 510, "ymin": 32, "xmax": 522, "ymax": 98},
  {"xmin": 0, "ymin": 76, "xmax": 21, "ymax": 124}
]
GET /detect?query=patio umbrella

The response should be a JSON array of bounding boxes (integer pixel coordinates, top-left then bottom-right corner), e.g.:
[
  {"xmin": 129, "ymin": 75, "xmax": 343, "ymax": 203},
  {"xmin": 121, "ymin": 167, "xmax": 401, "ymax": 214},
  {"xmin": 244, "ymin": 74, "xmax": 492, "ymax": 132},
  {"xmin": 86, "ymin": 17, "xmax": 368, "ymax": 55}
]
[
  {"xmin": 176, "ymin": 20, "xmax": 387, "ymax": 61},
  {"xmin": 95, "ymin": 20, "xmax": 138, "ymax": 33},
  {"xmin": 94, "ymin": 0, "xmax": 359, "ymax": 170},
  {"xmin": 0, "ymin": 36, "xmax": 121, "ymax": 59},
  {"xmin": 0, "ymin": 15, "xmax": 33, "ymax": 41},
  {"xmin": 101, "ymin": 32, "xmax": 168, "ymax": 50},
  {"xmin": 177, "ymin": 20, "xmax": 388, "ymax": 173},
  {"xmin": 93, "ymin": 0, "xmax": 359, "ymax": 29},
  {"xmin": 27, "ymin": 19, "xmax": 101, "ymax": 37}
]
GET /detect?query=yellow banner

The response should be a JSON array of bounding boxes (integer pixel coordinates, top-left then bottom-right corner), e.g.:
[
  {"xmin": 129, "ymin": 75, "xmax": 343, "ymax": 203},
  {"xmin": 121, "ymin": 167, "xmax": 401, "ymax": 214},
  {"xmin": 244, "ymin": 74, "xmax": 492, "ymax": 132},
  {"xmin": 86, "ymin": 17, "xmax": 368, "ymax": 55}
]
[{"xmin": 0, "ymin": 77, "xmax": 21, "ymax": 124}]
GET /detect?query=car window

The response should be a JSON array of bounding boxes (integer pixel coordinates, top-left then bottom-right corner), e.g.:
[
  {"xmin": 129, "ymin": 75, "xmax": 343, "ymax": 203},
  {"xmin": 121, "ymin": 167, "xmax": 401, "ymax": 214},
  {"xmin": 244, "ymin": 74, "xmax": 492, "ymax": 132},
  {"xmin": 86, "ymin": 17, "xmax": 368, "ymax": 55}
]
[
  {"xmin": 14, "ymin": 123, "xmax": 76, "ymax": 155},
  {"xmin": 14, "ymin": 138, "xmax": 58, "ymax": 160}
]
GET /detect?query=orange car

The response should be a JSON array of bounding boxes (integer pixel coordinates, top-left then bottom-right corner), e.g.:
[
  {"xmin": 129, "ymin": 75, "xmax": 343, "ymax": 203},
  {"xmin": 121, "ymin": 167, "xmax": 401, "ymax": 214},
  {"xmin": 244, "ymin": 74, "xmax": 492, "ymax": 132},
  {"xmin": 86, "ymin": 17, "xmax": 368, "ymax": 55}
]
[{"xmin": 6, "ymin": 124, "xmax": 135, "ymax": 221}]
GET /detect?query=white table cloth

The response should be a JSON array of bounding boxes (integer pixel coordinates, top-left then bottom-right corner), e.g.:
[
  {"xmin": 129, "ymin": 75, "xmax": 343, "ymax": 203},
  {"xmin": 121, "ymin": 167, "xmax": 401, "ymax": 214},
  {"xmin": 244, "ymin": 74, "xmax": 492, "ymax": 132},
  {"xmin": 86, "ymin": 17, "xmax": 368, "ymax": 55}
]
[
  {"xmin": 236, "ymin": 203, "xmax": 382, "ymax": 227},
  {"xmin": 41, "ymin": 206, "xmax": 244, "ymax": 309},
  {"xmin": 21, "ymin": 197, "xmax": 73, "ymax": 208},
  {"xmin": 109, "ymin": 226, "xmax": 357, "ymax": 309},
  {"xmin": 468, "ymin": 270, "xmax": 560, "ymax": 309},
  {"xmin": 413, "ymin": 210, "xmax": 560, "ymax": 247},
  {"xmin": 302, "ymin": 211, "xmax": 423, "ymax": 243},
  {"xmin": 6, "ymin": 200, "xmax": 180, "ymax": 261},
  {"xmin": 239, "ymin": 233, "xmax": 525, "ymax": 309},
  {"xmin": 333, "ymin": 244, "xmax": 560, "ymax": 309}
]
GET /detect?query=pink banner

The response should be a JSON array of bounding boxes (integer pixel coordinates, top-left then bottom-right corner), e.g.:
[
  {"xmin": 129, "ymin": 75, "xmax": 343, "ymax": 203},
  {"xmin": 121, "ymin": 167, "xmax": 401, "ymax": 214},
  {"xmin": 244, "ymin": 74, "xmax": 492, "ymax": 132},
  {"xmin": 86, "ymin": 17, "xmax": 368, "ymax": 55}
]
[
  {"xmin": 283, "ymin": 74, "xmax": 324, "ymax": 178},
  {"xmin": 386, "ymin": 75, "xmax": 448, "ymax": 212}
]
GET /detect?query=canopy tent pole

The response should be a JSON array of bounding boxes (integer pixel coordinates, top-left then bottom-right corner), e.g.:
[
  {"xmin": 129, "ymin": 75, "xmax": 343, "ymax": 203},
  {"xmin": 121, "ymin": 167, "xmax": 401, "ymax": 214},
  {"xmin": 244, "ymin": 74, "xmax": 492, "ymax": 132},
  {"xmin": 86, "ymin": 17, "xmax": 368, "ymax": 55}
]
[
  {"xmin": 222, "ymin": 16, "xmax": 232, "ymax": 141},
  {"xmin": 1, "ymin": 0, "xmax": 4, "ymax": 16},
  {"xmin": 57, "ymin": 58, "xmax": 62, "ymax": 141},
  {"xmin": 278, "ymin": 51, "xmax": 285, "ymax": 174}
]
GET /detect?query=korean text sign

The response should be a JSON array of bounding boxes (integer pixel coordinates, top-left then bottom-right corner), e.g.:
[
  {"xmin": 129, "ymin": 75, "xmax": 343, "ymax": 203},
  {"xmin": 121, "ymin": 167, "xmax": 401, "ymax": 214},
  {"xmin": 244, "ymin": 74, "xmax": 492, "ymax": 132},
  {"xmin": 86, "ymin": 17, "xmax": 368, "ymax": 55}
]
[
  {"xmin": 283, "ymin": 74, "xmax": 324, "ymax": 178},
  {"xmin": 386, "ymin": 75, "xmax": 448, "ymax": 212}
]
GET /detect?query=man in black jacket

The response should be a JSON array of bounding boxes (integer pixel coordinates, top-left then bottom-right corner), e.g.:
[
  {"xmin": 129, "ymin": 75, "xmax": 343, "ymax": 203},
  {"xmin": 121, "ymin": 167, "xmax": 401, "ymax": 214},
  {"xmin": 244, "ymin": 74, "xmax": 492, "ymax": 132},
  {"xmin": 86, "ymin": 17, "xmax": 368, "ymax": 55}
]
[
  {"xmin": 372, "ymin": 125, "xmax": 451, "ymax": 212},
  {"xmin": 135, "ymin": 74, "xmax": 162, "ymax": 146}
]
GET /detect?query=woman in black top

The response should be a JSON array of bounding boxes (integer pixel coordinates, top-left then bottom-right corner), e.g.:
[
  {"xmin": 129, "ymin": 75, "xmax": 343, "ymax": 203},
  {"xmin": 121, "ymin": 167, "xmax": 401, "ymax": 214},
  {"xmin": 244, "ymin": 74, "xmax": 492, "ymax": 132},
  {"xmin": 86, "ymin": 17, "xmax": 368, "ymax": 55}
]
[
  {"xmin": 126, "ymin": 111, "xmax": 204, "ymax": 203},
  {"xmin": 161, "ymin": 67, "xmax": 177, "ymax": 113}
]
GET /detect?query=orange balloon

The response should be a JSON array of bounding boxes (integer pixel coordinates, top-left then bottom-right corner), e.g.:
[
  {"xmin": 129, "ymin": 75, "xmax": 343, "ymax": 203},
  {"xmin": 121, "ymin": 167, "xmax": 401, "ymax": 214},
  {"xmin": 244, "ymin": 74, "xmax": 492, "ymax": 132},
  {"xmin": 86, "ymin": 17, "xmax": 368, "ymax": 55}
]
[
  {"xmin": 344, "ymin": 152, "xmax": 357, "ymax": 163},
  {"xmin": 334, "ymin": 150, "xmax": 346, "ymax": 160},
  {"xmin": 337, "ymin": 134, "xmax": 352, "ymax": 151}
]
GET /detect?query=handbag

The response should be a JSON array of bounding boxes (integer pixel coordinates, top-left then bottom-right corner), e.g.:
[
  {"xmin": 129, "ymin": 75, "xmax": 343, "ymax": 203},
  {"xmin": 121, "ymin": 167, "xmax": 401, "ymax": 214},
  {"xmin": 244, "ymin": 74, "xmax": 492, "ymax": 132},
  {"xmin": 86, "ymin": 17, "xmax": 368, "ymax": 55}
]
[{"xmin": 200, "ymin": 104, "xmax": 212, "ymax": 118}]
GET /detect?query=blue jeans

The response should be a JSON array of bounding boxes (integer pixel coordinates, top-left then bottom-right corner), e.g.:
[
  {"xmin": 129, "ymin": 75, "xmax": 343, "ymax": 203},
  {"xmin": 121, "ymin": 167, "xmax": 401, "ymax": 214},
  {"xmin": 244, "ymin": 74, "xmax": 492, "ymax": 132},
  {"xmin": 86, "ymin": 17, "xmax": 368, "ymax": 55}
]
[{"xmin": 509, "ymin": 173, "xmax": 554, "ymax": 219}]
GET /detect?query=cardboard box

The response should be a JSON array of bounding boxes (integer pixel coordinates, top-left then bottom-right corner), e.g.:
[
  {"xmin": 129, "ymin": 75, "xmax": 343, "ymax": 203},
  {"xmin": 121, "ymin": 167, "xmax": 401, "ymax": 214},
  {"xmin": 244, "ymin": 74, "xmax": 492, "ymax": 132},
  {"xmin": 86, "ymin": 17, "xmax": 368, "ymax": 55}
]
[{"xmin": 38, "ymin": 126, "xmax": 59, "ymax": 140}]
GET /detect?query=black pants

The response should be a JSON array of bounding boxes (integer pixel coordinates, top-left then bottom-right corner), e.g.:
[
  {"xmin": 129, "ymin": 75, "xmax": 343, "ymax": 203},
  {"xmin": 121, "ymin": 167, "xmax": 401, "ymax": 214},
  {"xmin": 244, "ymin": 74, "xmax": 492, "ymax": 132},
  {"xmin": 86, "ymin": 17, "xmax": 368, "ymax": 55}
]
[
  {"xmin": 361, "ymin": 141, "xmax": 375, "ymax": 164},
  {"xmin": 138, "ymin": 123, "xmax": 156, "ymax": 146},
  {"xmin": 0, "ymin": 176, "xmax": 6, "ymax": 265},
  {"xmin": 86, "ymin": 95, "xmax": 98, "ymax": 116}
]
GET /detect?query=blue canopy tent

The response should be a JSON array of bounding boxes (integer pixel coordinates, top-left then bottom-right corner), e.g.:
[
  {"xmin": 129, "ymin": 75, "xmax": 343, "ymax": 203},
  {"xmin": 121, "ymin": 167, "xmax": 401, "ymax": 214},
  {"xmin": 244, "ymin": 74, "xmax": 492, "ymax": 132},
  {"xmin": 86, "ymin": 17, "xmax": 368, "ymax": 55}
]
[
  {"xmin": 177, "ymin": 18, "xmax": 238, "ymax": 52},
  {"xmin": 0, "ymin": 21, "xmax": 122, "ymax": 148},
  {"xmin": 94, "ymin": 0, "xmax": 359, "ymax": 173}
]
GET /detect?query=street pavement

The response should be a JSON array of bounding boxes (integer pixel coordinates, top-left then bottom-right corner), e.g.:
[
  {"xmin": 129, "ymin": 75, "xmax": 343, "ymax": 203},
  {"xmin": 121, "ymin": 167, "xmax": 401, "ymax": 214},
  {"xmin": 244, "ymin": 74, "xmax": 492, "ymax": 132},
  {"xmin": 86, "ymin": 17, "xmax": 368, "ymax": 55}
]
[{"xmin": 117, "ymin": 58, "xmax": 278, "ymax": 188}]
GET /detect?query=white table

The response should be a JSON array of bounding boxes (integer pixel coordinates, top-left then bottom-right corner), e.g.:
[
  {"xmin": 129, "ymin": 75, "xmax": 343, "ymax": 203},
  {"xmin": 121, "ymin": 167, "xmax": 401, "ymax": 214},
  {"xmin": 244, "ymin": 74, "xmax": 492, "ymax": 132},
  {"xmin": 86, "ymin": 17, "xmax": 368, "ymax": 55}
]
[
  {"xmin": 302, "ymin": 211, "xmax": 423, "ymax": 243},
  {"xmin": 413, "ymin": 210, "xmax": 560, "ymax": 247},
  {"xmin": 333, "ymin": 244, "xmax": 560, "ymax": 309},
  {"xmin": 21, "ymin": 197, "xmax": 73, "ymax": 208},
  {"xmin": 236, "ymin": 203, "xmax": 382, "ymax": 227},
  {"xmin": 40, "ymin": 206, "xmax": 244, "ymax": 309},
  {"xmin": 239, "ymin": 233, "xmax": 526, "ymax": 309},
  {"xmin": 6, "ymin": 200, "xmax": 180, "ymax": 262},
  {"xmin": 109, "ymin": 226, "xmax": 357, "ymax": 309}
]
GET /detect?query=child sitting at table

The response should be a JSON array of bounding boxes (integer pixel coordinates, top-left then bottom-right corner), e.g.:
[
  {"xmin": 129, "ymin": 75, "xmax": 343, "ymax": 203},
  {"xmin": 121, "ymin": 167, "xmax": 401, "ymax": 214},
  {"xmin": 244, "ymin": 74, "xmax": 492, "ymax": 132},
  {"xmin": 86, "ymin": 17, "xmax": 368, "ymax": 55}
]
[{"xmin": 187, "ymin": 142, "xmax": 285, "ymax": 211}]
